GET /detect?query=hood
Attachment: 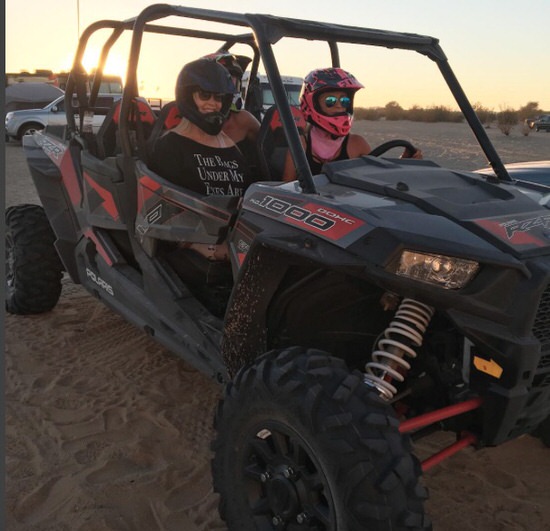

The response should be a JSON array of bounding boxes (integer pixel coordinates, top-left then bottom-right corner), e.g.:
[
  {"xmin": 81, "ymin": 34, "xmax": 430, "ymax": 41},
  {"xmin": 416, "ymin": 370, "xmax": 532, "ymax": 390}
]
[{"xmin": 320, "ymin": 157, "xmax": 550, "ymax": 259}]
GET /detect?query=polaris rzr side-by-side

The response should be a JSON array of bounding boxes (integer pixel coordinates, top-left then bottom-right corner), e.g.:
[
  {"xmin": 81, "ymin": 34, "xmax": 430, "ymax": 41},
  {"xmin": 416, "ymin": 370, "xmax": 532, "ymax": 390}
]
[{"xmin": 5, "ymin": 5, "xmax": 550, "ymax": 530}]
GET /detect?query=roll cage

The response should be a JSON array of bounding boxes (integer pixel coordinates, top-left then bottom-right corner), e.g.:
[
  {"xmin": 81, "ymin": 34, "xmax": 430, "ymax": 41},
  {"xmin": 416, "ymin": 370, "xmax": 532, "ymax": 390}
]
[{"xmin": 65, "ymin": 3, "xmax": 512, "ymax": 199}]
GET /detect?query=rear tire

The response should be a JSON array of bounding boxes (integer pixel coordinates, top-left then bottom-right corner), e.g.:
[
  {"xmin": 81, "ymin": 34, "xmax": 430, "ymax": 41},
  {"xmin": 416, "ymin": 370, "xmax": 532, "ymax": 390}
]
[
  {"xmin": 6, "ymin": 204, "xmax": 64, "ymax": 314},
  {"xmin": 212, "ymin": 347, "xmax": 430, "ymax": 530}
]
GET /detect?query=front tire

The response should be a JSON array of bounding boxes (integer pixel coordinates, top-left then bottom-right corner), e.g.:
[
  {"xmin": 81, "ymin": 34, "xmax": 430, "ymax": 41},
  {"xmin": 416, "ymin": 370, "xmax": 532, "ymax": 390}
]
[
  {"xmin": 212, "ymin": 347, "xmax": 430, "ymax": 530},
  {"xmin": 18, "ymin": 122, "xmax": 44, "ymax": 139},
  {"xmin": 6, "ymin": 204, "xmax": 64, "ymax": 314}
]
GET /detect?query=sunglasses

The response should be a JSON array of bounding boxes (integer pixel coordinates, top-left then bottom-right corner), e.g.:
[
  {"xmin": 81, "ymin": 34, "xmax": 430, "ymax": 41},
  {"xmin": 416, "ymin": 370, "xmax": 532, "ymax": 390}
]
[
  {"xmin": 323, "ymin": 95, "xmax": 352, "ymax": 109},
  {"xmin": 196, "ymin": 89, "xmax": 224, "ymax": 102}
]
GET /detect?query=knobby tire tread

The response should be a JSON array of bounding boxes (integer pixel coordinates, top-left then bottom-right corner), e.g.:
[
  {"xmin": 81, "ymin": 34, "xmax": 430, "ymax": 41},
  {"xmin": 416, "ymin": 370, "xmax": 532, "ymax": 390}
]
[
  {"xmin": 212, "ymin": 347, "xmax": 431, "ymax": 530},
  {"xmin": 6, "ymin": 204, "xmax": 63, "ymax": 314}
]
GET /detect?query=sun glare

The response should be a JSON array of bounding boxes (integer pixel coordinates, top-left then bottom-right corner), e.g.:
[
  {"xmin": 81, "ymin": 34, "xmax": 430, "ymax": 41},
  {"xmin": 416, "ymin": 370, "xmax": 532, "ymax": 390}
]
[
  {"xmin": 58, "ymin": 52, "xmax": 76, "ymax": 73},
  {"xmin": 81, "ymin": 47, "xmax": 126, "ymax": 80},
  {"xmin": 105, "ymin": 54, "xmax": 127, "ymax": 80},
  {"xmin": 81, "ymin": 48, "xmax": 100, "ymax": 74}
]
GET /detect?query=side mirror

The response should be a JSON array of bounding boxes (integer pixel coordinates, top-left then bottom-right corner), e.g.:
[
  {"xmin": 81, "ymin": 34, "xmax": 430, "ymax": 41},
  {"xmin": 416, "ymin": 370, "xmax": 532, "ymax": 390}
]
[{"xmin": 51, "ymin": 106, "xmax": 59, "ymax": 113}]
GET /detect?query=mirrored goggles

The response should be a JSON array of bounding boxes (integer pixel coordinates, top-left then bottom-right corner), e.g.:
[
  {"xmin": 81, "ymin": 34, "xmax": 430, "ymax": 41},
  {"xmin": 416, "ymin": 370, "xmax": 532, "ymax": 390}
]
[{"xmin": 323, "ymin": 95, "xmax": 351, "ymax": 109}]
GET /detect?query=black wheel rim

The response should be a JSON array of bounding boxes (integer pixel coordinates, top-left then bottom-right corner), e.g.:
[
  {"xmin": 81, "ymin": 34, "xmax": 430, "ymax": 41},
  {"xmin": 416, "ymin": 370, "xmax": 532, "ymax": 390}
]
[{"xmin": 242, "ymin": 421, "xmax": 335, "ymax": 530}]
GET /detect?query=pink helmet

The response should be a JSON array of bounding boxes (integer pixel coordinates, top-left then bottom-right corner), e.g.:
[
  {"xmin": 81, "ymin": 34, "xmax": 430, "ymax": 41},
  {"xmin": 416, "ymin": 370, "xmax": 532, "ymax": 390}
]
[{"xmin": 300, "ymin": 67, "xmax": 364, "ymax": 136}]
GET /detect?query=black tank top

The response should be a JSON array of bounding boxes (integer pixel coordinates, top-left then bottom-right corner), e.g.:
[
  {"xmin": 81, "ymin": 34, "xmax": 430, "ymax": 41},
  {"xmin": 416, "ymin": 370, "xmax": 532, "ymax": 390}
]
[
  {"xmin": 305, "ymin": 133, "xmax": 350, "ymax": 175},
  {"xmin": 150, "ymin": 132, "xmax": 253, "ymax": 196}
]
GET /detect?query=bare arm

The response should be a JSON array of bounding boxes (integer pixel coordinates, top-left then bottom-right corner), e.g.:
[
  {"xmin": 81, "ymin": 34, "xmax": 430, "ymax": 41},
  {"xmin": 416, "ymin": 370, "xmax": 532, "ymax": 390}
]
[
  {"xmin": 347, "ymin": 133, "xmax": 372, "ymax": 158},
  {"xmin": 242, "ymin": 110, "xmax": 261, "ymax": 143},
  {"xmin": 282, "ymin": 135, "xmax": 307, "ymax": 182},
  {"xmin": 223, "ymin": 110, "xmax": 260, "ymax": 144}
]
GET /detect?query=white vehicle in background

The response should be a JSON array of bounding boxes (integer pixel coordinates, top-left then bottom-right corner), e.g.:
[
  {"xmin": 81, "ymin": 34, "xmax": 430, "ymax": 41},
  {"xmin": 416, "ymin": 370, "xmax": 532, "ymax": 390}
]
[
  {"xmin": 242, "ymin": 72, "xmax": 303, "ymax": 118},
  {"xmin": 5, "ymin": 94, "xmax": 121, "ymax": 142}
]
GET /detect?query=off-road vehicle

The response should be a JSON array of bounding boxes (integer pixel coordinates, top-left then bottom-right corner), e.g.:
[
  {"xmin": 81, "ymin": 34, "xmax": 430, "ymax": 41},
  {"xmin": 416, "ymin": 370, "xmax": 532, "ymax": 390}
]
[{"xmin": 6, "ymin": 5, "xmax": 550, "ymax": 530}]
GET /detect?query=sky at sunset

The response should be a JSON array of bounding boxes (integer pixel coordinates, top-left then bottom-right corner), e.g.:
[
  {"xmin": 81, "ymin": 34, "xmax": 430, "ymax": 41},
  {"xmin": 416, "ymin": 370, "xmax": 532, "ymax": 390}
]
[{"xmin": 6, "ymin": 0, "xmax": 550, "ymax": 112}]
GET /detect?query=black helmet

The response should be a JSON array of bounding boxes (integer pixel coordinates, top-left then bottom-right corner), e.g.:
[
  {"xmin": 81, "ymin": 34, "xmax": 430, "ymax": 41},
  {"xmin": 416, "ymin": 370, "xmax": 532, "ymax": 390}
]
[
  {"xmin": 202, "ymin": 51, "xmax": 252, "ymax": 110},
  {"xmin": 202, "ymin": 51, "xmax": 252, "ymax": 80},
  {"xmin": 175, "ymin": 58, "xmax": 236, "ymax": 135}
]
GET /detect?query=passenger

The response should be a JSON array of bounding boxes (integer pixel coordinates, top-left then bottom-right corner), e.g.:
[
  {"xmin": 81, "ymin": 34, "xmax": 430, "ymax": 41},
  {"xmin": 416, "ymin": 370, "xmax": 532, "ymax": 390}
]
[
  {"xmin": 202, "ymin": 51, "xmax": 261, "ymax": 169},
  {"xmin": 150, "ymin": 58, "xmax": 254, "ymax": 198},
  {"xmin": 282, "ymin": 67, "xmax": 422, "ymax": 181}
]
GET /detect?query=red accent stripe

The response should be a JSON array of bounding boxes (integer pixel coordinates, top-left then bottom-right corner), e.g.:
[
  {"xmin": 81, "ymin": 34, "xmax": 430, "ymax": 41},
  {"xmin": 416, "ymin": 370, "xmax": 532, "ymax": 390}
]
[
  {"xmin": 475, "ymin": 218, "xmax": 545, "ymax": 247},
  {"xmin": 60, "ymin": 151, "xmax": 82, "ymax": 206},
  {"xmin": 84, "ymin": 172, "xmax": 119, "ymax": 220}
]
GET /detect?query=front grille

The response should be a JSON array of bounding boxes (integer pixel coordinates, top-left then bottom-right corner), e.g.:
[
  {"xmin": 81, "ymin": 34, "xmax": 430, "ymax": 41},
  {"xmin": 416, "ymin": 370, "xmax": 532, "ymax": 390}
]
[{"xmin": 533, "ymin": 284, "xmax": 550, "ymax": 347}]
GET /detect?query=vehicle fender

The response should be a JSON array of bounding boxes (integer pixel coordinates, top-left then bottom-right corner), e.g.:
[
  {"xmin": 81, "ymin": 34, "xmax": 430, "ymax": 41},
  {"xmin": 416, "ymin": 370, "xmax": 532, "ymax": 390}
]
[
  {"xmin": 17, "ymin": 119, "xmax": 48, "ymax": 135},
  {"xmin": 222, "ymin": 241, "xmax": 288, "ymax": 377}
]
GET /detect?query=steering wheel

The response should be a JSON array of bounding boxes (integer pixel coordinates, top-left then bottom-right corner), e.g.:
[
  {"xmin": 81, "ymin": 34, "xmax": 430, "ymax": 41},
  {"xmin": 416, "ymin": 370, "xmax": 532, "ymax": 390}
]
[{"xmin": 368, "ymin": 139, "xmax": 419, "ymax": 158}]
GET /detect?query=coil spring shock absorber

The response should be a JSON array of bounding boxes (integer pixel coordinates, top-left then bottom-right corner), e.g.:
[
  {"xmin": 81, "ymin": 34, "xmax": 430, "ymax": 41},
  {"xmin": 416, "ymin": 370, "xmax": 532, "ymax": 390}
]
[{"xmin": 364, "ymin": 298, "xmax": 434, "ymax": 400}]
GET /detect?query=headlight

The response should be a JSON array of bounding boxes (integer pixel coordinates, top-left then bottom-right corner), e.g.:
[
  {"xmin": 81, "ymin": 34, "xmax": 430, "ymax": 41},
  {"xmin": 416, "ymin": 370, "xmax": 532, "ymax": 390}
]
[
  {"xmin": 392, "ymin": 250, "xmax": 479, "ymax": 289},
  {"xmin": 5, "ymin": 112, "xmax": 14, "ymax": 124}
]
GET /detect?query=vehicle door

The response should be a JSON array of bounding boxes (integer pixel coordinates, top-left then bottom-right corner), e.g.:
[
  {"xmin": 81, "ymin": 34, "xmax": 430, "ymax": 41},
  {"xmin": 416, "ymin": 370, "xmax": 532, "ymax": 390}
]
[{"xmin": 47, "ymin": 98, "xmax": 69, "ymax": 128}]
